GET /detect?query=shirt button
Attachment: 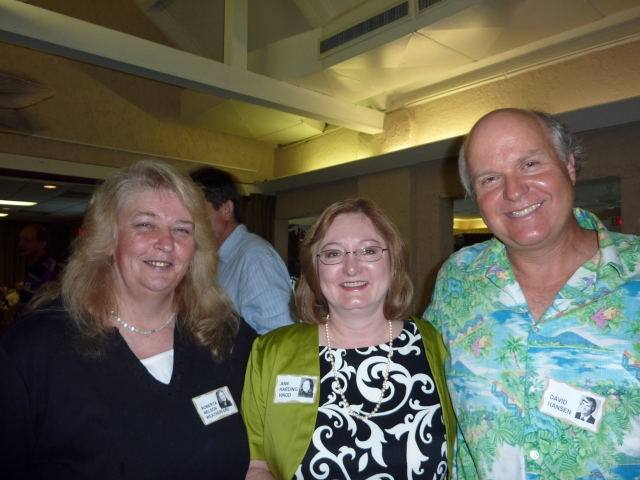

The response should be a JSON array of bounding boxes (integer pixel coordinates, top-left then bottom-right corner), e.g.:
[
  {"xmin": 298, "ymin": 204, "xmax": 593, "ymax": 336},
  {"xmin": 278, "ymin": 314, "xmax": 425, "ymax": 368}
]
[
  {"xmin": 532, "ymin": 325, "xmax": 540, "ymax": 333},
  {"xmin": 530, "ymin": 450, "xmax": 540, "ymax": 460}
]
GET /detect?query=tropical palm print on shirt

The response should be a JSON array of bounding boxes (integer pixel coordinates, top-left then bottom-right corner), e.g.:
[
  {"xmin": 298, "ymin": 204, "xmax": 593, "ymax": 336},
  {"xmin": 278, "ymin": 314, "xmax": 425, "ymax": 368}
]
[{"xmin": 424, "ymin": 209, "xmax": 640, "ymax": 480}]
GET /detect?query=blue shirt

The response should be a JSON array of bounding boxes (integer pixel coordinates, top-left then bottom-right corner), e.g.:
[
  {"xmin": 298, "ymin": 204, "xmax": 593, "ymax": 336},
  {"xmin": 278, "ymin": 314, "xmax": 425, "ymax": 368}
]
[
  {"xmin": 218, "ymin": 224, "xmax": 295, "ymax": 334},
  {"xmin": 424, "ymin": 209, "xmax": 640, "ymax": 480}
]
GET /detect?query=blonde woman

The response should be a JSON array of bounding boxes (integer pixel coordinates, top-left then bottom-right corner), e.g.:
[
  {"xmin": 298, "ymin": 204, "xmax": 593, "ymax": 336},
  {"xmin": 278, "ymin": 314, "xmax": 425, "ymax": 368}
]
[{"xmin": 0, "ymin": 161, "xmax": 256, "ymax": 479}]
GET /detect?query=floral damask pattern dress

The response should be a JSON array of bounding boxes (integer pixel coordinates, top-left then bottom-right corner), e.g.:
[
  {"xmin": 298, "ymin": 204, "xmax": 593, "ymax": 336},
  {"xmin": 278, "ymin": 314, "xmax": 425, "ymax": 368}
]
[
  {"xmin": 295, "ymin": 322, "xmax": 448, "ymax": 480},
  {"xmin": 424, "ymin": 209, "xmax": 640, "ymax": 480}
]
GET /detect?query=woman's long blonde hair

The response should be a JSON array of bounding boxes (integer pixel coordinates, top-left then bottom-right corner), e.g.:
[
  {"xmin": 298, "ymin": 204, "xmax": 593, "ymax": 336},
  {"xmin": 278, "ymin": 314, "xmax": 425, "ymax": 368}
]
[{"xmin": 32, "ymin": 160, "xmax": 239, "ymax": 361}]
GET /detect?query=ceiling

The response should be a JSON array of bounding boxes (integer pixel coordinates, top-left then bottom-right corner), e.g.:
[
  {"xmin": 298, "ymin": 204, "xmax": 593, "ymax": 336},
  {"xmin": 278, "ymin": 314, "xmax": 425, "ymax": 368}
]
[
  {"xmin": 0, "ymin": 0, "xmax": 638, "ymax": 223},
  {"xmin": 148, "ymin": 0, "xmax": 640, "ymax": 143},
  {"xmin": 3, "ymin": 0, "xmax": 640, "ymax": 145},
  {"xmin": 0, "ymin": 175, "xmax": 96, "ymax": 223}
]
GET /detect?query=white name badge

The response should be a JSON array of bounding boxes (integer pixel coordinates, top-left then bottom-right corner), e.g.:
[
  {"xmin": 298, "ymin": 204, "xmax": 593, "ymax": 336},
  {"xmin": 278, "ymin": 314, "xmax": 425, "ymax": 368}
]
[
  {"xmin": 273, "ymin": 375, "xmax": 318, "ymax": 404},
  {"xmin": 192, "ymin": 386, "xmax": 238, "ymax": 425},
  {"xmin": 539, "ymin": 378, "xmax": 606, "ymax": 433}
]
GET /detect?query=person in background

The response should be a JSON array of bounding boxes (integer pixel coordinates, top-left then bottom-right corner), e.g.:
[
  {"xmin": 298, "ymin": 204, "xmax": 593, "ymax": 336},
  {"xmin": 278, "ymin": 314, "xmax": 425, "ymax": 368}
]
[
  {"xmin": 5, "ymin": 282, "xmax": 22, "ymax": 307},
  {"xmin": 0, "ymin": 286, "xmax": 7, "ymax": 326},
  {"xmin": 1, "ymin": 282, "xmax": 24, "ymax": 327},
  {"xmin": 0, "ymin": 160, "xmax": 256, "ymax": 479},
  {"xmin": 16, "ymin": 224, "xmax": 59, "ymax": 318},
  {"xmin": 243, "ymin": 198, "xmax": 455, "ymax": 480},
  {"xmin": 190, "ymin": 167, "xmax": 295, "ymax": 334},
  {"xmin": 424, "ymin": 108, "xmax": 640, "ymax": 479}
]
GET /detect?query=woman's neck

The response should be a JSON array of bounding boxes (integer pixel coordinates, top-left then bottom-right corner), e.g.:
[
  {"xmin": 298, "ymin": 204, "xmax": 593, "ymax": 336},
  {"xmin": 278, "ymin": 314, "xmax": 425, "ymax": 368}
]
[{"xmin": 114, "ymin": 289, "xmax": 175, "ymax": 331}]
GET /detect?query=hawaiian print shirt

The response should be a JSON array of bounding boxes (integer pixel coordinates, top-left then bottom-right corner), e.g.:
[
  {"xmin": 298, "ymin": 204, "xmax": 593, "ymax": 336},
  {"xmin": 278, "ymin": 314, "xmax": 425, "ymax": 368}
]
[{"xmin": 424, "ymin": 209, "xmax": 640, "ymax": 480}]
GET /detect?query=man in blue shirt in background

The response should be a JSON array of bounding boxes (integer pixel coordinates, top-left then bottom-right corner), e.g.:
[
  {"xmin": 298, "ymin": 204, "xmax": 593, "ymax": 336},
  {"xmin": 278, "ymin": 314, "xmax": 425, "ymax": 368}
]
[{"xmin": 190, "ymin": 167, "xmax": 295, "ymax": 334}]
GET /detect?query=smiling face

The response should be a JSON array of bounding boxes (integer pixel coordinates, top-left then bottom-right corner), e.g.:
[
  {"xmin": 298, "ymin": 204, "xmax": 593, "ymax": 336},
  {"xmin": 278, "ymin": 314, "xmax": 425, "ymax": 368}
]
[
  {"xmin": 466, "ymin": 111, "xmax": 577, "ymax": 256},
  {"xmin": 318, "ymin": 214, "xmax": 391, "ymax": 321},
  {"xmin": 579, "ymin": 398, "xmax": 595, "ymax": 415},
  {"xmin": 112, "ymin": 189, "xmax": 195, "ymax": 304}
]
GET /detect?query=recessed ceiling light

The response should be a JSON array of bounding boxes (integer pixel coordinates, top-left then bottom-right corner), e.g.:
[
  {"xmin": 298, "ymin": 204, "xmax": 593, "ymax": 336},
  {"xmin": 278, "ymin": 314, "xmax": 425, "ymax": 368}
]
[
  {"xmin": 44, "ymin": 185, "xmax": 57, "ymax": 189},
  {"xmin": 0, "ymin": 213, "xmax": 7, "ymax": 217},
  {"xmin": 1, "ymin": 207, "xmax": 9, "ymax": 211},
  {"xmin": 0, "ymin": 200, "xmax": 37, "ymax": 206}
]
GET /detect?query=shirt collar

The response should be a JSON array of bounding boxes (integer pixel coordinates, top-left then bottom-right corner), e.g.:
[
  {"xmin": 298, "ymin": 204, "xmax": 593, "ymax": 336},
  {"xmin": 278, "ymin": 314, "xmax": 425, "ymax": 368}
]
[{"xmin": 217, "ymin": 224, "xmax": 246, "ymax": 260}]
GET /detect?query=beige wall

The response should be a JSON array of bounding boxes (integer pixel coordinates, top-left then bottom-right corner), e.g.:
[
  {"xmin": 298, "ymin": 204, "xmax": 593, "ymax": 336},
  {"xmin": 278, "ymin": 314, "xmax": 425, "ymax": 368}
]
[
  {"xmin": 274, "ymin": 40, "xmax": 640, "ymax": 178},
  {"xmin": 578, "ymin": 121, "xmax": 640, "ymax": 235},
  {"xmin": 274, "ymin": 120, "xmax": 640, "ymax": 315}
]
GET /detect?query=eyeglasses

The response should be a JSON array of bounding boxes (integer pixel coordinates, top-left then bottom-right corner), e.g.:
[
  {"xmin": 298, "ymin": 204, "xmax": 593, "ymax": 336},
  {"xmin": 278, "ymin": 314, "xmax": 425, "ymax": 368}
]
[{"xmin": 317, "ymin": 246, "xmax": 389, "ymax": 265}]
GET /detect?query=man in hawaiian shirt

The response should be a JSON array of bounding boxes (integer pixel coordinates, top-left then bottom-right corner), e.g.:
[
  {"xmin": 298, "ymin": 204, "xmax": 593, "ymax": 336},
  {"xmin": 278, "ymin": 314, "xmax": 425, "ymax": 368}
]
[{"xmin": 424, "ymin": 108, "xmax": 640, "ymax": 479}]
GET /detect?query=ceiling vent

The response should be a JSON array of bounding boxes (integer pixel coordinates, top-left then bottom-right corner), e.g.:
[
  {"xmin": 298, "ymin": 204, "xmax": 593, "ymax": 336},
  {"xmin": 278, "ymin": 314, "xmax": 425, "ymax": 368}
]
[
  {"xmin": 319, "ymin": 2, "xmax": 409, "ymax": 55},
  {"xmin": 417, "ymin": 0, "xmax": 446, "ymax": 12}
]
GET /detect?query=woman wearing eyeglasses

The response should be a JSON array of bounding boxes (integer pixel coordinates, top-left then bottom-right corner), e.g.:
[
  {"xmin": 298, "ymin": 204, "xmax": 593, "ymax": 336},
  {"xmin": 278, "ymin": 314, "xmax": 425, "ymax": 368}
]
[{"xmin": 243, "ymin": 198, "xmax": 455, "ymax": 480}]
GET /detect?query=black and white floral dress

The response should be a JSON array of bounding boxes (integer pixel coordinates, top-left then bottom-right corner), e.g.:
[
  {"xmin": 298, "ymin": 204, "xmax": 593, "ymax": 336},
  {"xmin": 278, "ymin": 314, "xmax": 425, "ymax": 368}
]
[{"xmin": 294, "ymin": 321, "xmax": 448, "ymax": 480}]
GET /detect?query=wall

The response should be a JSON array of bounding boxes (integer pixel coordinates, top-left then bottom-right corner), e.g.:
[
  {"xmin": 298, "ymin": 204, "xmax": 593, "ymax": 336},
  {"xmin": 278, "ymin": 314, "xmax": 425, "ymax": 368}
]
[
  {"xmin": 274, "ymin": 40, "xmax": 640, "ymax": 178},
  {"xmin": 274, "ymin": 120, "xmax": 640, "ymax": 316},
  {"xmin": 578, "ymin": 121, "xmax": 640, "ymax": 235}
]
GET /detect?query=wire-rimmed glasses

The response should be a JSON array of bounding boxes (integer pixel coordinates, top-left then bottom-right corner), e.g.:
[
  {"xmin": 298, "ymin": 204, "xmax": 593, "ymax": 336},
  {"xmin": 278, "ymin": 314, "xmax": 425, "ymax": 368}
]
[{"xmin": 317, "ymin": 246, "xmax": 389, "ymax": 265}]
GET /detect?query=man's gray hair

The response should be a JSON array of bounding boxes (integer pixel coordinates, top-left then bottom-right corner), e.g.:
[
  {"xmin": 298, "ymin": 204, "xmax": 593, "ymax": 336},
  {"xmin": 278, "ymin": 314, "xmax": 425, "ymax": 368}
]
[{"xmin": 458, "ymin": 109, "xmax": 586, "ymax": 200}]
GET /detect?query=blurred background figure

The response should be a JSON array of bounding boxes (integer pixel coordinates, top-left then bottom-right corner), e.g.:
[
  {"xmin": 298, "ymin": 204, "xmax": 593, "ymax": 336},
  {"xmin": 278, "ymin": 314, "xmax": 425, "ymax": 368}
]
[
  {"xmin": 6, "ymin": 282, "xmax": 22, "ymax": 306},
  {"xmin": 0, "ymin": 282, "xmax": 24, "ymax": 328},
  {"xmin": 16, "ymin": 224, "xmax": 59, "ymax": 319},
  {"xmin": 243, "ymin": 198, "xmax": 454, "ymax": 480},
  {"xmin": 0, "ymin": 286, "xmax": 7, "ymax": 326},
  {"xmin": 190, "ymin": 166, "xmax": 295, "ymax": 334},
  {"xmin": 0, "ymin": 161, "xmax": 255, "ymax": 480}
]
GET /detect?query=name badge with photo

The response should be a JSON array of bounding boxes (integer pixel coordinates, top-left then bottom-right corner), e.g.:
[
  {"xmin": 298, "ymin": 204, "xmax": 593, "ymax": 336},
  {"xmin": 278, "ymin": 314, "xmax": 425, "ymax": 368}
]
[
  {"xmin": 273, "ymin": 375, "xmax": 318, "ymax": 404},
  {"xmin": 539, "ymin": 378, "xmax": 606, "ymax": 433},
  {"xmin": 192, "ymin": 386, "xmax": 238, "ymax": 425}
]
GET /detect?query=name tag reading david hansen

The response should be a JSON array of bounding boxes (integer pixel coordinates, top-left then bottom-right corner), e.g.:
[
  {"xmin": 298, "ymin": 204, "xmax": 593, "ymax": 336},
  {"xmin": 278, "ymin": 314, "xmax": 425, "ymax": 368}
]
[{"xmin": 539, "ymin": 378, "xmax": 606, "ymax": 433}]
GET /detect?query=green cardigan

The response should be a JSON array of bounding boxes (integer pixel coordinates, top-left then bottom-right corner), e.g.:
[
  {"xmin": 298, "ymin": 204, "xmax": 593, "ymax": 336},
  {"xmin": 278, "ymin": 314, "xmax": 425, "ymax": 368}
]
[{"xmin": 242, "ymin": 317, "xmax": 456, "ymax": 480}]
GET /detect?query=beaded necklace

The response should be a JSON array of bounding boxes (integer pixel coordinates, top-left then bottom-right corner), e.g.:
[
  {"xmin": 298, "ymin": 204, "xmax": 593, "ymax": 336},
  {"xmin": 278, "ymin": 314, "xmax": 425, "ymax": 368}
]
[{"xmin": 324, "ymin": 316, "xmax": 394, "ymax": 420}]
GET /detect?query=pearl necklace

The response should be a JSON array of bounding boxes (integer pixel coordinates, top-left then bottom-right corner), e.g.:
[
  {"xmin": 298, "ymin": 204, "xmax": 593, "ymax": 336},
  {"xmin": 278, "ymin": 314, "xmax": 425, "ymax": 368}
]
[
  {"xmin": 111, "ymin": 311, "xmax": 175, "ymax": 335},
  {"xmin": 325, "ymin": 315, "xmax": 394, "ymax": 421}
]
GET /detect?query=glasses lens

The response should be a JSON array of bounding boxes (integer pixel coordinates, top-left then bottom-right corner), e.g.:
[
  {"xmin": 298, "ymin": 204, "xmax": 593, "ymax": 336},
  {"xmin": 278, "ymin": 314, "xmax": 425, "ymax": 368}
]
[
  {"xmin": 319, "ymin": 247, "xmax": 385, "ymax": 264},
  {"xmin": 356, "ymin": 246, "xmax": 383, "ymax": 262},
  {"xmin": 319, "ymin": 250, "xmax": 344, "ymax": 265}
]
